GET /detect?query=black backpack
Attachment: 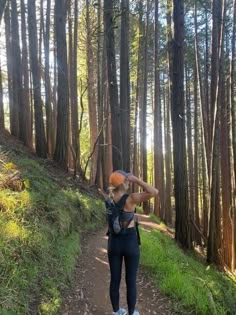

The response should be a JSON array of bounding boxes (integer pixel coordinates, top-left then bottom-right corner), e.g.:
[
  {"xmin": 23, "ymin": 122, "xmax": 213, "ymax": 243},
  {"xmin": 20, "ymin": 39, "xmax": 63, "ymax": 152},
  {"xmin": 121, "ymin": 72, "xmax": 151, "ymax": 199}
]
[{"xmin": 105, "ymin": 194, "xmax": 130, "ymax": 235}]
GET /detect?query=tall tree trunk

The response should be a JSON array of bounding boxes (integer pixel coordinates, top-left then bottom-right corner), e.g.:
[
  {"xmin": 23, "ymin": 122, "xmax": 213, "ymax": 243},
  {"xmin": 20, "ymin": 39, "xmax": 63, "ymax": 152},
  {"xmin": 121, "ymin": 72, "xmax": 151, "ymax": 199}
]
[
  {"xmin": 0, "ymin": 65, "xmax": 4, "ymax": 129},
  {"xmin": 154, "ymin": 0, "xmax": 164, "ymax": 219},
  {"xmin": 186, "ymin": 65, "xmax": 194, "ymax": 229},
  {"xmin": 194, "ymin": 62, "xmax": 201, "ymax": 245},
  {"xmin": 44, "ymin": 0, "xmax": 54, "ymax": 157},
  {"xmin": 165, "ymin": 0, "xmax": 173, "ymax": 224},
  {"xmin": 104, "ymin": 0, "xmax": 122, "ymax": 170},
  {"xmin": 133, "ymin": 1, "xmax": 144, "ymax": 191},
  {"xmin": 204, "ymin": 7, "xmax": 211, "ymax": 175},
  {"xmin": 172, "ymin": 0, "xmax": 191, "ymax": 248},
  {"xmin": 194, "ymin": 0, "xmax": 209, "ymax": 240},
  {"xmin": 120, "ymin": 0, "xmax": 130, "ymax": 172},
  {"xmin": 21, "ymin": 0, "xmax": 32, "ymax": 148},
  {"xmin": 4, "ymin": 4, "xmax": 14, "ymax": 135},
  {"xmin": 221, "ymin": 65, "xmax": 232, "ymax": 268},
  {"xmin": 28, "ymin": 0, "xmax": 47, "ymax": 157},
  {"xmin": 201, "ymin": 126, "xmax": 208, "ymax": 239},
  {"xmin": 95, "ymin": 0, "xmax": 104, "ymax": 187},
  {"xmin": 54, "ymin": 0, "xmax": 69, "ymax": 168},
  {"xmin": 10, "ymin": 0, "xmax": 21, "ymax": 138},
  {"xmin": 207, "ymin": 0, "xmax": 224, "ymax": 265},
  {"xmin": 231, "ymin": 0, "xmax": 236, "ymax": 270},
  {"xmin": 12, "ymin": 0, "xmax": 28, "ymax": 144},
  {"xmin": 142, "ymin": 0, "xmax": 150, "ymax": 214},
  {"xmin": 86, "ymin": 0, "xmax": 98, "ymax": 182},
  {"xmin": 72, "ymin": 0, "xmax": 80, "ymax": 176},
  {"xmin": 102, "ymin": 43, "xmax": 113, "ymax": 188}
]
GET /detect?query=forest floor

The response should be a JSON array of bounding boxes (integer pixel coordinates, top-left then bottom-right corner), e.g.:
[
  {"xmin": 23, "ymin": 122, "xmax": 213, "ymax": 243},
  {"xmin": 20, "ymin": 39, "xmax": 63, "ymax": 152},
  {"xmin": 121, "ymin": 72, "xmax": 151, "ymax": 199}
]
[{"xmin": 60, "ymin": 214, "xmax": 177, "ymax": 315}]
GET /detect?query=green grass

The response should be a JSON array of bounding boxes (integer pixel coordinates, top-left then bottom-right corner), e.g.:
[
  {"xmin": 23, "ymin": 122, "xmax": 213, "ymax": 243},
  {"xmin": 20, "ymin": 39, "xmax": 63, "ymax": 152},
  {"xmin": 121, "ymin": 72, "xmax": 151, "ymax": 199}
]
[
  {"xmin": 140, "ymin": 228, "xmax": 236, "ymax": 315},
  {"xmin": 0, "ymin": 146, "xmax": 105, "ymax": 315}
]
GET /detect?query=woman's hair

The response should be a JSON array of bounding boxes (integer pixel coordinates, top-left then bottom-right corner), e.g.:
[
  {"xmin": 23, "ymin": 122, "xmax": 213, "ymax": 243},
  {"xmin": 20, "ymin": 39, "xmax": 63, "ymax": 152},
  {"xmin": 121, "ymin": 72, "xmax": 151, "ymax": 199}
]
[{"xmin": 108, "ymin": 183, "xmax": 127, "ymax": 199}]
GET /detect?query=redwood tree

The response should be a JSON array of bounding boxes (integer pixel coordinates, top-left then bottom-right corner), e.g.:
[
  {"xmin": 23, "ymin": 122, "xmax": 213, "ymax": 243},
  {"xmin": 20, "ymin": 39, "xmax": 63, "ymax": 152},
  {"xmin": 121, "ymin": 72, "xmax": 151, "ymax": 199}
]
[
  {"xmin": 172, "ymin": 0, "xmax": 191, "ymax": 248},
  {"xmin": 120, "ymin": 0, "xmax": 130, "ymax": 172},
  {"xmin": 104, "ymin": 0, "xmax": 122, "ymax": 170},
  {"xmin": 28, "ymin": 0, "xmax": 47, "ymax": 157},
  {"xmin": 54, "ymin": 0, "xmax": 70, "ymax": 168}
]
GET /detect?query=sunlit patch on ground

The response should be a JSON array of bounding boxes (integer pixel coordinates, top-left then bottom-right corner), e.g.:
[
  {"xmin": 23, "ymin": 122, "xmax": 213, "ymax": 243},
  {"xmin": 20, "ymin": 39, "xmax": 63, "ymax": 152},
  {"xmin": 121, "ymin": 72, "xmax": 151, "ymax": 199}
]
[{"xmin": 4, "ymin": 220, "xmax": 28, "ymax": 239}]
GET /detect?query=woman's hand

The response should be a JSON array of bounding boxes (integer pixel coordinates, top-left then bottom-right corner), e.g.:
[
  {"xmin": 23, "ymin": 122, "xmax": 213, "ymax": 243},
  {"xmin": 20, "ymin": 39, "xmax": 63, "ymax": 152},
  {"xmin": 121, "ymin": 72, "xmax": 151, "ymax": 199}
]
[{"xmin": 127, "ymin": 174, "xmax": 139, "ymax": 183}]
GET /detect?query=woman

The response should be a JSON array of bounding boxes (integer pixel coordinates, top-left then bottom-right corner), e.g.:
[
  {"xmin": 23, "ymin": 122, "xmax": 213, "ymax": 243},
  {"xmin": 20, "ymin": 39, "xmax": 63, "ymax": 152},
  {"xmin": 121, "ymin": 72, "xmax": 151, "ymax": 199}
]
[{"xmin": 107, "ymin": 170, "xmax": 159, "ymax": 315}]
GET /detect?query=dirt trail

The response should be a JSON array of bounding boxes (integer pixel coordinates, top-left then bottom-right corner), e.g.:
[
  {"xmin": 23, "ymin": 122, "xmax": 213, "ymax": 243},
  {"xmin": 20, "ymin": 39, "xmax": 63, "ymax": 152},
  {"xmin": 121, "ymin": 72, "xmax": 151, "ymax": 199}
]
[{"xmin": 60, "ymin": 214, "xmax": 176, "ymax": 315}]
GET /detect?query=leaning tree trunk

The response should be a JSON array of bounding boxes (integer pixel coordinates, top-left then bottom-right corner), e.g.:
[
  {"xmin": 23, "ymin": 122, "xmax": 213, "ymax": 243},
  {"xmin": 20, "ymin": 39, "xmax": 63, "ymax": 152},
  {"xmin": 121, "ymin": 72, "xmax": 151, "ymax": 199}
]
[
  {"xmin": 104, "ymin": 0, "xmax": 122, "ymax": 170},
  {"xmin": 54, "ymin": 0, "xmax": 69, "ymax": 168},
  {"xmin": 172, "ymin": 0, "xmax": 191, "ymax": 249},
  {"xmin": 28, "ymin": 0, "xmax": 47, "ymax": 157}
]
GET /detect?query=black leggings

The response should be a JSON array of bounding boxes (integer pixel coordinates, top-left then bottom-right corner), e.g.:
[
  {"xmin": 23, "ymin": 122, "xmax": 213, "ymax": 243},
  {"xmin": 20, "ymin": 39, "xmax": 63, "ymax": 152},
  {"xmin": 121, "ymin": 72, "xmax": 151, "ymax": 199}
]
[{"xmin": 108, "ymin": 228, "xmax": 140, "ymax": 315}]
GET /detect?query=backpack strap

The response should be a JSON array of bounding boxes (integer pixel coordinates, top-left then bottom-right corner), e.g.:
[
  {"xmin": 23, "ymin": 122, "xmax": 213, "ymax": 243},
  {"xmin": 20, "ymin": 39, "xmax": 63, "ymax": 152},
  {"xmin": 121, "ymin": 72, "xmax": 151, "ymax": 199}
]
[
  {"xmin": 106, "ymin": 194, "xmax": 129, "ymax": 236},
  {"xmin": 114, "ymin": 193, "xmax": 129, "ymax": 212}
]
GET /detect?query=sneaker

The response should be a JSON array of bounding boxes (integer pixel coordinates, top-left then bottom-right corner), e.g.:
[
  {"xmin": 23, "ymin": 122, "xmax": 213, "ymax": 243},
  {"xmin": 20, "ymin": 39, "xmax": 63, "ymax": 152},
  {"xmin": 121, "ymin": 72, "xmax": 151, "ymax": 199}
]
[
  {"xmin": 132, "ymin": 312, "xmax": 140, "ymax": 315},
  {"xmin": 113, "ymin": 308, "xmax": 128, "ymax": 315}
]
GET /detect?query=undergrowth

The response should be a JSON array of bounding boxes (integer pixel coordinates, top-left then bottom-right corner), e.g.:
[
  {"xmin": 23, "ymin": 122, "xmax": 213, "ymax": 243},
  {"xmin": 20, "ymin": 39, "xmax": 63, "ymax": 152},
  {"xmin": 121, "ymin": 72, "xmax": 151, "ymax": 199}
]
[
  {"xmin": 140, "ymin": 228, "xmax": 236, "ymax": 315},
  {"xmin": 0, "ymin": 146, "xmax": 105, "ymax": 315}
]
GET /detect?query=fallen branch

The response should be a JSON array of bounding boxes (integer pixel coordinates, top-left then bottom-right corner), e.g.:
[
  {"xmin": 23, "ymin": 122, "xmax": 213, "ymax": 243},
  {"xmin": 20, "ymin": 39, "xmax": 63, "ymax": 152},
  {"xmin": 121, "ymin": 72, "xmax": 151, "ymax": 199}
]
[{"xmin": 83, "ymin": 118, "xmax": 107, "ymax": 178}]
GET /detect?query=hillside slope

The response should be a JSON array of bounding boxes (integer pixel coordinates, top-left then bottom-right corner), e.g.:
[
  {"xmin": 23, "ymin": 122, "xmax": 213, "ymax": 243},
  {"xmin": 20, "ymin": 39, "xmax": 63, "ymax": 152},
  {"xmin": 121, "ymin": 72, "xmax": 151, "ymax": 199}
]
[{"xmin": 0, "ymin": 133, "xmax": 105, "ymax": 314}]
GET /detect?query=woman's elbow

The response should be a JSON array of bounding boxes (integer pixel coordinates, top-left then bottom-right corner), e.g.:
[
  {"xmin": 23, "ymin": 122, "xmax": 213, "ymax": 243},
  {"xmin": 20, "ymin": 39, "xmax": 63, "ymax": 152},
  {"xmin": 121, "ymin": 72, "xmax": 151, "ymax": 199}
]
[{"xmin": 151, "ymin": 189, "xmax": 159, "ymax": 197}]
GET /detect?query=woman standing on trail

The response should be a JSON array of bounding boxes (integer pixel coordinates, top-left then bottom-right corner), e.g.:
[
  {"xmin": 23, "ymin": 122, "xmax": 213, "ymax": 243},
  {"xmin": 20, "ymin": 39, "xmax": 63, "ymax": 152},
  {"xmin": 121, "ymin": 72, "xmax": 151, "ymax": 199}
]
[{"xmin": 107, "ymin": 170, "xmax": 159, "ymax": 315}]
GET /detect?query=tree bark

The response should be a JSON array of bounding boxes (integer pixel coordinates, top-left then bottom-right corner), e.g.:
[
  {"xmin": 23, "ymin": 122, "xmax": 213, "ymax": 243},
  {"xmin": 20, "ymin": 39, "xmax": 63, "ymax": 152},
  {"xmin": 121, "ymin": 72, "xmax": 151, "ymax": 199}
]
[
  {"xmin": 154, "ymin": 0, "xmax": 164, "ymax": 219},
  {"xmin": 207, "ymin": 0, "xmax": 225, "ymax": 265},
  {"xmin": 194, "ymin": 0, "xmax": 209, "ymax": 240},
  {"xmin": 95, "ymin": 0, "xmax": 104, "ymax": 187},
  {"xmin": 0, "ymin": 65, "xmax": 4, "ymax": 129},
  {"xmin": 21, "ymin": 0, "xmax": 32, "ymax": 148},
  {"xmin": 54, "ymin": 0, "xmax": 69, "ymax": 168},
  {"xmin": 165, "ymin": 0, "xmax": 173, "ymax": 224},
  {"xmin": 186, "ymin": 65, "xmax": 194, "ymax": 230},
  {"xmin": 142, "ymin": 0, "xmax": 150, "ymax": 214},
  {"xmin": 28, "ymin": 0, "xmax": 47, "ymax": 157},
  {"xmin": 231, "ymin": 0, "xmax": 236, "ymax": 271},
  {"xmin": 44, "ymin": 0, "xmax": 54, "ymax": 157},
  {"xmin": 4, "ymin": 4, "xmax": 14, "ymax": 136},
  {"xmin": 194, "ymin": 62, "xmax": 201, "ymax": 245},
  {"xmin": 172, "ymin": 0, "xmax": 191, "ymax": 248},
  {"xmin": 120, "ymin": 0, "xmax": 130, "ymax": 172},
  {"xmin": 133, "ymin": 1, "xmax": 144, "ymax": 191},
  {"xmin": 86, "ymin": 0, "xmax": 98, "ymax": 182},
  {"xmin": 104, "ymin": 0, "xmax": 122, "ymax": 170}
]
